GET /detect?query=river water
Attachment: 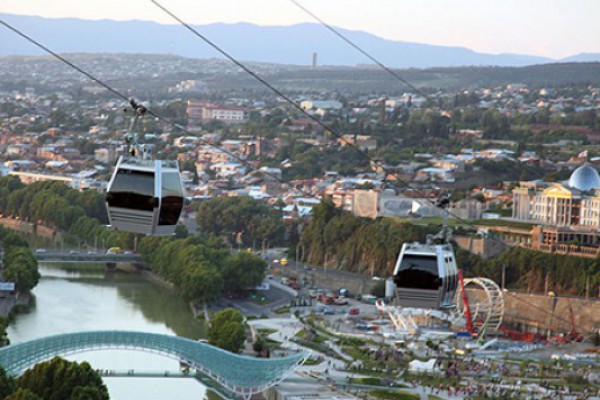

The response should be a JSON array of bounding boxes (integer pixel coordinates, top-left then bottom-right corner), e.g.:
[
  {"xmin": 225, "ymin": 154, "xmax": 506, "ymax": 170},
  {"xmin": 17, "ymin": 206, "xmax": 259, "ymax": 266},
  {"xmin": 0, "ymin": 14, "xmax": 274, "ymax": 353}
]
[{"xmin": 7, "ymin": 263, "xmax": 210, "ymax": 400}]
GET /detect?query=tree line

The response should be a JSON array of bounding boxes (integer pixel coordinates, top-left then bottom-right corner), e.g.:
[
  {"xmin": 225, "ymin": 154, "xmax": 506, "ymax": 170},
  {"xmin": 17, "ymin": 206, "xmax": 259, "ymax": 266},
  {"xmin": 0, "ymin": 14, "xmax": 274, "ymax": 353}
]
[
  {"xmin": 0, "ymin": 177, "xmax": 106, "ymax": 229},
  {"xmin": 138, "ymin": 235, "xmax": 266, "ymax": 305},
  {"xmin": 298, "ymin": 200, "xmax": 433, "ymax": 276},
  {"xmin": 0, "ymin": 224, "xmax": 40, "ymax": 348},
  {"xmin": 0, "ymin": 176, "xmax": 96, "ymax": 233},
  {"xmin": 299, "ymin": 201, "xmax": 600, "ymax": 297},
  {"xmin": 0, "ymin": 175, "xmax": 270, "ymax": 304},
  {"xmin": 195, "ymin": 196, "xmax": 285, "ymax": 250},
  {"xmin": 457, "ymin": 246, "xmax": 600, "ymax": 297},
  {"xmin": 0, "ymin": 175, "xmax": 135, "ymax": 250}
]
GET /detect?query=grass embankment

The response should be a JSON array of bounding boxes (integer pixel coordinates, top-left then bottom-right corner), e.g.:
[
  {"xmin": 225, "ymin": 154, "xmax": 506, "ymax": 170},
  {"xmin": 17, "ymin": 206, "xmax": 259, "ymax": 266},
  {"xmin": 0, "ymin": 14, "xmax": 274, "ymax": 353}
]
[{"xmin": 369, "ymin": 390, "xmax": 419, "ymax": 400}]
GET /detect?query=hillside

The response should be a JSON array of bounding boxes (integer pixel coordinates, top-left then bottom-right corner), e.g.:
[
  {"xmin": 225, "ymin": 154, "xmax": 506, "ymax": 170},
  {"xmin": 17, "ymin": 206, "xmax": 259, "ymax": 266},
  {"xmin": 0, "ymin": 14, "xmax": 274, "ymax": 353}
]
[
  {"xmin": 0, "ymin": 53, "xmax": 598, "ymax": 94},
  {"xmin": 0, "ymin": 12, "xmax": 588, "ymax": 68}
]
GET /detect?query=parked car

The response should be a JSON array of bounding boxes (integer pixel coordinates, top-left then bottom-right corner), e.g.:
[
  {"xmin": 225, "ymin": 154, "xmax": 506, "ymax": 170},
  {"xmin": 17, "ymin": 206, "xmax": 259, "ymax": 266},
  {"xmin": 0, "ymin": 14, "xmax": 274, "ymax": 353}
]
[{"xmin": 349, "ymin": 308, "xmax": 360, "ymax": 315}]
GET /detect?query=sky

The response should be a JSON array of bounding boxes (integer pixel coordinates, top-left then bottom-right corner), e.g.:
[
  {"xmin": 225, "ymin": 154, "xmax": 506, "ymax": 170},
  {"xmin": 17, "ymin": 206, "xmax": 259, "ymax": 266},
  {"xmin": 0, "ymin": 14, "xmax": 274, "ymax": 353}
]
[{"xmin": 0, "ymin": 0, "xmax": 599, "ymax": 59}]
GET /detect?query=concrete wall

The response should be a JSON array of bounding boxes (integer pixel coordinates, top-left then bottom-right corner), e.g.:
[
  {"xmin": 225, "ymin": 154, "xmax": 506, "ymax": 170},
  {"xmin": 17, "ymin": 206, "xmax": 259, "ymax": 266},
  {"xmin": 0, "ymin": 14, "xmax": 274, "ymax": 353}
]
[
  {"xmin": 454, "ymin": 235, "xmax": 507, "ymax": 258},
  {"xmin": 503, "ymin": 290, "xmax": 600, "ymax": 335},
  {"xmin": 285, "ymin": 269, "xmax": 376, "ymax": 298}
]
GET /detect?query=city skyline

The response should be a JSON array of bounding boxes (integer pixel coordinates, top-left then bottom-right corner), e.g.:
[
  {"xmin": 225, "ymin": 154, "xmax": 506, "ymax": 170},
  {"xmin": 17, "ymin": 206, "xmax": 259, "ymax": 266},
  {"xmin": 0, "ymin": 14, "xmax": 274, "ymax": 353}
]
[{"xmin": 0, "ymin": 0, "xmax": 599, "ymax": 59}]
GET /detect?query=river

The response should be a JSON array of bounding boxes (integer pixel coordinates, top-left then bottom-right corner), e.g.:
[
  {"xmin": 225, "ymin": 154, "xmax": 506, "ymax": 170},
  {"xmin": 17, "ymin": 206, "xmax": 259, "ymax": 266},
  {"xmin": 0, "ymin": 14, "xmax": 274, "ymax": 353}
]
[{"xmin": 7, "ymin": 263, "xmax": 211, "ymax": 400}]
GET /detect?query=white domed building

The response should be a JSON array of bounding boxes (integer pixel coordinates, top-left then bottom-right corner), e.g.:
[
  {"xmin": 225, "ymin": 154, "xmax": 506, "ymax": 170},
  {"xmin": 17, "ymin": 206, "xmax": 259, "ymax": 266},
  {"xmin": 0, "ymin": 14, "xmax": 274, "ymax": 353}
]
[
  {"xmin": 567, "ymin": 164, "xmax": 600, "ymax": 192},
  {"xmin": 512, "ymin": 164, "xmax": 600, "ymax": 228}
]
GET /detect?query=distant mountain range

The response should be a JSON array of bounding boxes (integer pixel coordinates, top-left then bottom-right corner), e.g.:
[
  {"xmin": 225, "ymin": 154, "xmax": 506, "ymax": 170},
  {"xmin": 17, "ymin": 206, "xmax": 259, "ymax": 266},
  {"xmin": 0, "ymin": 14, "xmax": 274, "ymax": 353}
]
[{"xmin": 0, "ymin": 13, "xmax": 598, "ymax": 68}]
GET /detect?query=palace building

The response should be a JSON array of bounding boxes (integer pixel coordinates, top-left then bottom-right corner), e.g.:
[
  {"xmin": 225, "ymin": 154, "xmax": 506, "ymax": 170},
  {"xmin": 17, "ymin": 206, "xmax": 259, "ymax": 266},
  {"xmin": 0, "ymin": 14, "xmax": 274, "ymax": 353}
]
[{"xmin": 512, "ymin": 164, "xmax": 600, "ymax": 229}]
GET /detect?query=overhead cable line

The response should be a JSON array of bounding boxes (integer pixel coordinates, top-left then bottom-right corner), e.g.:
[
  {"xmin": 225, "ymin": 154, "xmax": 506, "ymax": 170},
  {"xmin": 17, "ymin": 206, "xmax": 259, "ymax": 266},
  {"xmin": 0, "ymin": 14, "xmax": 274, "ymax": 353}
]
[
  {"xmin": 149, "ymin": 2, "xmax": 592, "ymax": 316},
  {"xmin": 0, "ymin": 20, "xmax": 130, "ymax": 104},
  {"xmin": 0, "ymin": 10, "xmax": 544, "ymax": 240},
  {"xmin": 1, "ymin": 12, "xmax": 582, "ymax": 319},
  {"xmin": 0, "ymin": 18, "xmax": 290, "ymax": 187},
  {"xmin": 287, "ymin": 1, "xmax": 562, "ymax": 184},
  {"xmin": 150, "ymin": 0, "xmax": 477, "ymax": 222},
  {"xmin": 287, "ymin": 0, "xmax": 432, "ymax": 102}
]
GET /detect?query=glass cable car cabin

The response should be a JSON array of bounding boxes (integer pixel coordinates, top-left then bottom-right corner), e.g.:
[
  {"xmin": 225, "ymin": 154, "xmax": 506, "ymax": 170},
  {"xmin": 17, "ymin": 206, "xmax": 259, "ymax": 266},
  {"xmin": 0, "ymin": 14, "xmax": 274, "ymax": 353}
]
[
  {"xmin": 105, "ymin": 157, "xmax": 185, "ymax": 236},
  {"xmin": 392, "ymin": 242, "xmax": 458, "ymax": 310}
]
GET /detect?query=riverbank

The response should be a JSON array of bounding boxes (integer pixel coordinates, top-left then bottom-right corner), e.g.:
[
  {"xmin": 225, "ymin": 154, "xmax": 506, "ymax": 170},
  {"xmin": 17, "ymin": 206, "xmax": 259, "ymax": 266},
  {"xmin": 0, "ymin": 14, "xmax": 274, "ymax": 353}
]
[
  {"xmin": 140, "ymin": 270, "xmax": 176, "ymax": 291},
  {"xmin": 0, "ymin": 293, "xmax": 32, "ymax": 319},
  {"xmin": 117, "ymin": 262, "xmax": 207, "ymax": 324}
]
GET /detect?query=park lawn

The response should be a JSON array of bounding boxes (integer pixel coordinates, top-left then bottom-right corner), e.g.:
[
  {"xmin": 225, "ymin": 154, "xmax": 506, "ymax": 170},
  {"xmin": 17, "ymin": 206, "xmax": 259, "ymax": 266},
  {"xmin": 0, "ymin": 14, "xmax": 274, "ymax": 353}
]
[
  {"xmin": 257, "ymin": 328, "xmax": 277, "ymax": 335},
  {"xmin": 369, "ymin": 390, "xmax": 419, "ymax": 400}
]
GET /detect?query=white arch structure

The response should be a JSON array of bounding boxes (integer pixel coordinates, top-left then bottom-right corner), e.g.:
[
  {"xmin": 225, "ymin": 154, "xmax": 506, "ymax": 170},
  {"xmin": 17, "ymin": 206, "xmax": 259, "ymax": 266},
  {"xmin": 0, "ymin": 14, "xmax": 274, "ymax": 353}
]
[{"xmin": 456, "ymin": 277, "xmax": 504, "ymax": 331}]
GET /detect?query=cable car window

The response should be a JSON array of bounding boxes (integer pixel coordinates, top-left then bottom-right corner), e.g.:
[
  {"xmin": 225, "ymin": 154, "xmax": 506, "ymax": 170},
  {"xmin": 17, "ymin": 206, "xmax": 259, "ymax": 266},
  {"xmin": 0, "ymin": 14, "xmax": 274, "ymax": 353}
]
[
  {"xmin": 394, "ymin": 255, "xmax": 440, "ymax": 290},
  {"xmin": 158, "ymin": 172, "xmax": 184, "ymax": 226},
  {"xmin": 107, "ymin": 169, "xmax": 156, "ymax": 211}
]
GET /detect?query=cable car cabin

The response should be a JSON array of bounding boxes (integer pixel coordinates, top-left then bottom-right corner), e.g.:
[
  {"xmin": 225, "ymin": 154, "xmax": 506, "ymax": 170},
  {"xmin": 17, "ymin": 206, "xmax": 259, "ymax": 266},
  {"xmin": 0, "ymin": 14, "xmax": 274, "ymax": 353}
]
[
  {"xmin": 392, "ymin": 242, "xmax": 458, "ymax": 310},
  {"xmin": 105, "ymin": 157, "xmax": 184, "ymax": 236}
]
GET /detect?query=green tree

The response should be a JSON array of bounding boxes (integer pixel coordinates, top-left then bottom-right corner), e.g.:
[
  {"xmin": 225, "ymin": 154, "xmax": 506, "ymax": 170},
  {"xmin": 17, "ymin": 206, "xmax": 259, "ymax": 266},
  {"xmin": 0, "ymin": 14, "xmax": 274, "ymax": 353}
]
[
  {"xmin": 180, "ymin": 265, "xmax": 223, "ymax": 304},
  {"xmin": 299, "ymin": 200, "xmax": 431, "ymax": 275},
  {"xmin": 0, "ymin": 365, "xmax": 15, "ymax": 399},
  {"xmin": 221, "ymin": 252, "xmax": 266, "ymax": 292},
  {"xmin": 208, "ymin": 308, "xmax": 246, "ymax": 353},
  {"xmin": 253, "ymin": 337, "xmax": 267, "ymax": 355},
  {"xmin": 5, "ymin": 388, "xmax": 42, "ymax": 400},
  {"xmin": 0, "ymin": 316, "xmax": 10, "ymax": 347},
  {"xmin": 2, "ymin": 234, "xmax": 28, "ymax": 249},
  {"xmin": 16, "ymin": 357, "xmax": 108, "ymax": 400},
  {"xmin": 2, "ymin": 248, "xmax": 40, "ymax": 294},
  {"xmin": 137, "ymin": 236, "xmax": 229, "ymax": 304},
  {"xmin": 174, "ymin": 224, "xmax": 189, "ymax": 239},
  {"xmin": 195, "ymin": 197, "xmax": 284, "ymax": 247},
  {"xmin": 69, "ymin": 386, "xmax": 108, "ymax": 400}
]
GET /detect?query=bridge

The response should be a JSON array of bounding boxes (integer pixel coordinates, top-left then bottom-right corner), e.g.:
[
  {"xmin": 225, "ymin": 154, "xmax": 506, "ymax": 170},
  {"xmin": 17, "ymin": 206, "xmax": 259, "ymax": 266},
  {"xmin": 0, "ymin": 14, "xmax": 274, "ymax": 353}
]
[
  {"xmin": 0, "ymin": 331, "xmax": 309, "ymax": 399},
  {"xmin": 34, "ymin": 251, "xmax": 143, "ymax": 264}
]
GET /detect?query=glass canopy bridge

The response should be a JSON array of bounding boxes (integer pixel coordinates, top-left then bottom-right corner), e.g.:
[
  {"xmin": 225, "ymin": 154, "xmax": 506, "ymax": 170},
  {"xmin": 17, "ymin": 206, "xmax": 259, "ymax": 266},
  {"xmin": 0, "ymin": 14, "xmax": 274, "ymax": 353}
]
[{"xmin": 0, "ymin": 331, "xmax": 309, "ymax": 399}]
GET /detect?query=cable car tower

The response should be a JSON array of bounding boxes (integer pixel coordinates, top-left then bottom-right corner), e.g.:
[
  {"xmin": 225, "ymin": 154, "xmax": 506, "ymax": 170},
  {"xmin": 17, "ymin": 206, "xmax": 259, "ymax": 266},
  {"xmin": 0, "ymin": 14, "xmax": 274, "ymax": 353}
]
[{"xmin": 105, "ymin": 100, "xmax": 185, "ymax": 236}]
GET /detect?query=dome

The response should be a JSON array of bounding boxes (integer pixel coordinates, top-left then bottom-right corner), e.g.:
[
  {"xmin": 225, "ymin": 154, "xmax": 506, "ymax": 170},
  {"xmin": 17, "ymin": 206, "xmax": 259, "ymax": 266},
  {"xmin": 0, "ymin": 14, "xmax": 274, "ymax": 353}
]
[{"xmin": 568, "ymin": 164, "xmax": 600, "ymax": 191}]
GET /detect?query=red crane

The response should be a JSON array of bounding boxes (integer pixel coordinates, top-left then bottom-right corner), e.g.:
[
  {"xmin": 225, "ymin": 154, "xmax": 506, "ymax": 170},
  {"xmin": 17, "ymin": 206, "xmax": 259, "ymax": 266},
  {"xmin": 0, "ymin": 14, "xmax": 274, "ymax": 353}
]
[
  {"xmin": 458, "ymin": 269, "xmax": 475, "ymax": 336},
  {"xmin": 566, "ymin": 298, "xmax": 584, "ymax": 342}
]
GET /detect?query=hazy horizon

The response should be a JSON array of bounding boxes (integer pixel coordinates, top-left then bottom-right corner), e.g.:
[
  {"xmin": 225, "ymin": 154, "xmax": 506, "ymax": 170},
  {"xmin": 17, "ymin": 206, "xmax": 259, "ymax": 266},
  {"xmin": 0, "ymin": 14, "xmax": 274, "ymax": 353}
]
[{"xmin": 0, "ymin": 0, "xmax": 599, "ymax": 60}]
